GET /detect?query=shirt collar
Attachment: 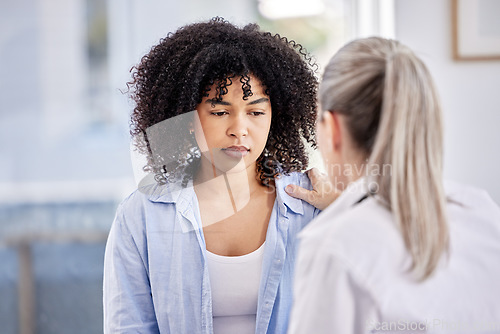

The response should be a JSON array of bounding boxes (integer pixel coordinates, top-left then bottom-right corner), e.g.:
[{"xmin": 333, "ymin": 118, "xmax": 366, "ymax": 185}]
[
  {"xmin": 141, "ymin": 173, "xmax": 305, "ymax": 215},
  {"xmin": 275, "ymin": 174, "xmax": 305, "ymax": 215},
  {"xmin": 140, "ymin": 174, "xmax": 195, "ymax": 211},
  {"xmin": 319, "ymin": 177, "xmax": 369, "ymax": 218}
]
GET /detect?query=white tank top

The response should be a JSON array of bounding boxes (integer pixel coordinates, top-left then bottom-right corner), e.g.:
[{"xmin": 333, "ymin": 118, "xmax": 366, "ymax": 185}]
[{"xmin": 206, "ymin": 242, "xmax": 266, "ymax": 334}]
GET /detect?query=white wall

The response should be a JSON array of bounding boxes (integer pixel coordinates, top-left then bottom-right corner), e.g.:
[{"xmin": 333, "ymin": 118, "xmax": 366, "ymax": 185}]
[{"xmin": 395, "ymin": 0, "xmax": 500, "ymax": 204}]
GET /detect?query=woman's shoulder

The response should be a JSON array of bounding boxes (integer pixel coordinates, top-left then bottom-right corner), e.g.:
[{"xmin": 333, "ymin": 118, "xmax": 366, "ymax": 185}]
[
  {"xmin": 302, "ymin": 180, "xmax": 500, "ymax": 279},
  {"xmin": 119, "ymin": 174, "xmax": 193, "ymax": 207},
  {"xmin": 298, "ymin": 193, "xmax": 405, "ymax": 284},
  {"xmin": 114, "ymin": 178, "xmax": 193, "ymax": 229},
  {"xmin": 275, "ymin": 171, "xmax": 316, "ymax": 215},
  {"xmin": 275, "ymin": 171, "xmax": 313, "ymax": 193},
  {"xmin": 117, "ymin": 182, "xmax": 163, "ymax": 211},
  {"xmin": 310, "ymin": 195, "xmax": 398, "ymax": 246},
  {"xmin": 444, "ymin": 179, "xmax": 500, "ymax": 213}
]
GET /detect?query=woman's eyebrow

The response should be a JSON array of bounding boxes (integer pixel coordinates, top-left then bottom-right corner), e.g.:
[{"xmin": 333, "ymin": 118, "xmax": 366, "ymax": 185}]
[
  {"xmin": 204, "ymin": 97, "xmax": 269, "ymax": 106},
  {"xmin": 247, "ymin": 97, "xmax": 269, "ymax": 105},
  {"xmin": 205, "ymin": 99, "xmax": 231, "ymax": 106}
]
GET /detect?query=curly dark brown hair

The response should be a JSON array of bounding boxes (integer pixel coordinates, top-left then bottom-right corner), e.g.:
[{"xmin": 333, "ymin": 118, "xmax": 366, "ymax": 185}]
[{"xmin": 128, "ymin": 17, "xmax": 318, "ymax": 187}]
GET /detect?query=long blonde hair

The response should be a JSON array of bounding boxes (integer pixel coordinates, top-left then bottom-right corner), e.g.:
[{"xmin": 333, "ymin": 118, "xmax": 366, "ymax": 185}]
[{"xmin": 320, "ymin": 37, "xmax": 448, "ymax": 280}]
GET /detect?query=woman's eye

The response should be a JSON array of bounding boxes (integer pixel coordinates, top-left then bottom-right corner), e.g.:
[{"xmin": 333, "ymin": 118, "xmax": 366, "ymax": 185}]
[
  {"xmin": 210, "ymin": 111, "xmax": 228, "ymax": 116},
  {"xmin": 249, "ymin": 111, "xmax": 265, "ymax": 116}
]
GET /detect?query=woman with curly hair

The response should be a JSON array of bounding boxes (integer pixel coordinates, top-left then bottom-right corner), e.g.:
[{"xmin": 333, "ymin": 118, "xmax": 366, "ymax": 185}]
[{"xmin": 103, "ymin": 18, "xmax": 320, "ymax": 333}]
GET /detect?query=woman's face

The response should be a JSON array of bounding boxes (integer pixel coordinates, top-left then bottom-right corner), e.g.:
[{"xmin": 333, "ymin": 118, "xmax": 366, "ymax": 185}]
[
  {"xmin": 194, "ymin": 75, "xmax": 272, "ymax": 175},
  {"xmin": 316, "ymin": 111, "xmax": 334, "ymax": 169},
  {"xmin": 316, "ymin": 110, "xmax": 345, "ymax": 187}
]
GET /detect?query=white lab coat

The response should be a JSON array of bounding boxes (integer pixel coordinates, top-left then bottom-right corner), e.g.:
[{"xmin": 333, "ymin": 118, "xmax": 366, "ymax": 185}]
[{"xmin": 289, "ymin": 178, "xmax": 500, "ymax": 334}]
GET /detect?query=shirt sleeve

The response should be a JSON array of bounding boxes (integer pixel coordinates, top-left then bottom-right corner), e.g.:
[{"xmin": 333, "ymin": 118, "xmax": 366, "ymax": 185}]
[
  {"xmin": 103, "ymin": 204, "xmax": 160, "ymax": 334},
  {"xmin": 288, "ymin": 243, "xmax": 379, "ymax": 334}
]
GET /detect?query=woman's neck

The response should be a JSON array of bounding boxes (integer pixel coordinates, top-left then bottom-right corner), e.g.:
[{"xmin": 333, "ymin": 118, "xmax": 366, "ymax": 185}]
[
  {"xmin": 193, "ymin": 158, "xmax": 273, "ymax": 227},
  {"xmin": 194, "ymin": 158, "xmax": 263, "ymax": 202}
]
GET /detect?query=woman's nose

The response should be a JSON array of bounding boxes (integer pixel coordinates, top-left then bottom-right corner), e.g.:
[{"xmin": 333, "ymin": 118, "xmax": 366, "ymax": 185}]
[{"xmin": 227, "ymin": 114, "xmax": 248, "ymax": 138}]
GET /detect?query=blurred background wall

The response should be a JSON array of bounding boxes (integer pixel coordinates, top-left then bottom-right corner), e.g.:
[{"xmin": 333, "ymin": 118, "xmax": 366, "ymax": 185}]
[
  {"xmin": 0, "ymin": 0, "xmax": 498, "ymax": 333},
  {"xmin": 394, "ymin": 0, "xmax": 500, "ymax": 204}
]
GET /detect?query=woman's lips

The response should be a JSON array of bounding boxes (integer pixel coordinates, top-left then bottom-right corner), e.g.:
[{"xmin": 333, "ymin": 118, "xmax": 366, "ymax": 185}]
[{"xmin": 221, "ymin": 146, "xmax": 249, "ymax": 158}]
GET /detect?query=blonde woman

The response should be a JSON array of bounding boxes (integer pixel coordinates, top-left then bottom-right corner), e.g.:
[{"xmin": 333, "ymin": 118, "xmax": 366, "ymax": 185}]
[{"xmin": 287, "ymin": 37, "xmax": 500, "ymax": 333}]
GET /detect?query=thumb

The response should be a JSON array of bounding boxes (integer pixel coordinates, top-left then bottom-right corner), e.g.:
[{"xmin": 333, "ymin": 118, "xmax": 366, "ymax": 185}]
[{"xmin": 285, "ymin": 184, "xmax": 316, "ymax": 204}]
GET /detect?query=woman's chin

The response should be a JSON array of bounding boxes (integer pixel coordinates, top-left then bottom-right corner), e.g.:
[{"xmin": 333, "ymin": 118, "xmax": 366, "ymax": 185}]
[
  {"xmin": 217, "ymin": 158, "xmax": 251, "ymax": 175},
  {"xmin": 199, "ymin": 153, "xmax": 251, "ymax": 175}
]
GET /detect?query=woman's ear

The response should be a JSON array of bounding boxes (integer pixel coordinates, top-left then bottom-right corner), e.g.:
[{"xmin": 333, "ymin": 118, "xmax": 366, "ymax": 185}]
[{"xmin": 322, "ymin": 111, "xmax": 342, "ymax": 152}]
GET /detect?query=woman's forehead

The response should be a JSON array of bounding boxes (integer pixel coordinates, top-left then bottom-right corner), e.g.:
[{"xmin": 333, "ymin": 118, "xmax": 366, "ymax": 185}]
[{"xmin": 203, "ymin": 74, "xmax": 267, "ymax": 98}]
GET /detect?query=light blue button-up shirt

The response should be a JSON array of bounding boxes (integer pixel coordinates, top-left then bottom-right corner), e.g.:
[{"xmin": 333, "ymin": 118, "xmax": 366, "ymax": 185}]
[{"xmin": 103, "ymin": 172, "xmax": 319, "ymax": 334}]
